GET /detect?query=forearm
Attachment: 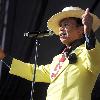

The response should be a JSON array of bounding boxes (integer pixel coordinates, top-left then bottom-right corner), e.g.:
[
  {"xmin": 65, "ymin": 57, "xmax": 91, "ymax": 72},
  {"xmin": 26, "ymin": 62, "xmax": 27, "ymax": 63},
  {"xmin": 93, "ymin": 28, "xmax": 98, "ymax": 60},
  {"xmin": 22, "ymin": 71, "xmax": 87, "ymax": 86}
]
[
  {"xmin": 85, "ymin": 31, "xmax": 96, "ymax": 50},
  {"xmin": 2, "ymin": 56, "xmax": 51, "ymax": 83},
  {"xmin": 85, "ymin": 32, "xmax": 100, "ymax": 73}
]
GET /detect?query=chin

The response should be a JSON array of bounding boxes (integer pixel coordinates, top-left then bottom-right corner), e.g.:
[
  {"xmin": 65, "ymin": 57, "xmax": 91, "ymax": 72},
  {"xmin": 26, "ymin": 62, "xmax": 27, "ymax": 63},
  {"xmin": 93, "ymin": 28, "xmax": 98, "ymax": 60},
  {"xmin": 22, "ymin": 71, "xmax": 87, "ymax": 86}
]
[
  {"xmin": 60, "ymin": 37, "xmax": 70, "ymax": 44},
  {"xmin": 61, "ymin": 40, "xmax": 70, "ymax": 45}
]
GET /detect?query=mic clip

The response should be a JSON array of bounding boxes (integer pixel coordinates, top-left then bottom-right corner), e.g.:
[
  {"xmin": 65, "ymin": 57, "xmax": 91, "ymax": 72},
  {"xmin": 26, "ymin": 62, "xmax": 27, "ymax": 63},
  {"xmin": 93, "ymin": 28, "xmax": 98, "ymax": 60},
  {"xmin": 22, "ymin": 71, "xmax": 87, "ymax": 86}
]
[{"xmin": 24, "ymin": 30, "xmax": 54, "ymax": 38}]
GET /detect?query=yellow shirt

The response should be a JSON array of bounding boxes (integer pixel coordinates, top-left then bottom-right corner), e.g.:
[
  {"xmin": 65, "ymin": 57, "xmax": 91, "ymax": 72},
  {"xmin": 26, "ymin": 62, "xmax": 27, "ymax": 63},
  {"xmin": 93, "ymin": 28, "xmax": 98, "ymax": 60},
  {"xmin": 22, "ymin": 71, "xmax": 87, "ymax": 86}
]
[{"xmin": 9, "ymin": 40, "xmax": 100, "ymax": 100}]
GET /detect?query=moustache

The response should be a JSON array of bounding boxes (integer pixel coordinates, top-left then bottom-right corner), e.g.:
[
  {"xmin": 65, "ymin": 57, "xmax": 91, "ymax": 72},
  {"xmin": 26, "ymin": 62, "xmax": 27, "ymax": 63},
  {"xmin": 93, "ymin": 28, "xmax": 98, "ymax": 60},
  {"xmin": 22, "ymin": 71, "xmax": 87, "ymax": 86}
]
[{"xmin": 59, "ymin": 32, "xmax": 68, "ymax": 37}]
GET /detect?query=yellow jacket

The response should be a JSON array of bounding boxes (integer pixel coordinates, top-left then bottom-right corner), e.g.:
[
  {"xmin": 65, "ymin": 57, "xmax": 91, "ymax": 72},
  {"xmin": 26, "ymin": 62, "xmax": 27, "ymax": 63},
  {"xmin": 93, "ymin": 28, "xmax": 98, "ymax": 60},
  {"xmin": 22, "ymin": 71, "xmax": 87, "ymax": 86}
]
[{"xmin": 9, "ymin": 40, "xmax": 100, "ymax": 100}]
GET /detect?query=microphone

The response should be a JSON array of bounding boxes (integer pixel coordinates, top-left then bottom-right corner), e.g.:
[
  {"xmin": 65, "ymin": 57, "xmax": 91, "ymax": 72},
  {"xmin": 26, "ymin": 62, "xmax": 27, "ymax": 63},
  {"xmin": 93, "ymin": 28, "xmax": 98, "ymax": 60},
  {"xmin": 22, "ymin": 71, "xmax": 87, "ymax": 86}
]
[{"xmin": 24, "ymin": 30, "xmax": 54, "ymax": 38}]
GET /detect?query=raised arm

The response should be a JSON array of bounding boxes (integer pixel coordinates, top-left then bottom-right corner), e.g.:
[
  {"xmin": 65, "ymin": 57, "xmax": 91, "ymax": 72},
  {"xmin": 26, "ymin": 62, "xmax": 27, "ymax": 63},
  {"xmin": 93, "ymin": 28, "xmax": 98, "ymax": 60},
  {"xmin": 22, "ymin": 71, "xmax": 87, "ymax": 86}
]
[
  {"xmin": 0, "ymin": 49, "xmax": 51, "ymax": 83},
  {"xmin": 82, "ymin": 8, "xmax": 100, "ymax": 73}
]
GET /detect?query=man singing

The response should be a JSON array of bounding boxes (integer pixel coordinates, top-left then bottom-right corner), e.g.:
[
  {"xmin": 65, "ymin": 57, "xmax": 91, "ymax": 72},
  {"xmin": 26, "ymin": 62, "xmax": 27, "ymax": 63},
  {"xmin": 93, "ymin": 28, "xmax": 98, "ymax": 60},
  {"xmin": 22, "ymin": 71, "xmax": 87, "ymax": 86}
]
[{"xmin": 0, "ymin": 6, "xmax": 100, "ymax": 100}]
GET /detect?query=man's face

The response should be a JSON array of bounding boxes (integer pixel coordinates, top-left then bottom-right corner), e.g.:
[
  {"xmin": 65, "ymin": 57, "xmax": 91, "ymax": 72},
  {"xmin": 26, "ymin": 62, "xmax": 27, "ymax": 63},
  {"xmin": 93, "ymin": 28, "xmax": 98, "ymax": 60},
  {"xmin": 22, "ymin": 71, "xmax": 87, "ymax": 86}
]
[{"xmin": 59, "ymin": 18, "xmax": 83, "ymax": 45}]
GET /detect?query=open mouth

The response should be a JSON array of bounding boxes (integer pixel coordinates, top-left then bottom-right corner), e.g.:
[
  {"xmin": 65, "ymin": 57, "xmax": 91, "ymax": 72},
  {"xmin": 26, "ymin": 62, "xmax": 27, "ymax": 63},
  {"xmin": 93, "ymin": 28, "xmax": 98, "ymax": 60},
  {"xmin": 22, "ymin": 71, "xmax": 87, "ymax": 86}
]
[{"xmin": 60, "ymin": 32, "xmax": 68, "ymax": 38}]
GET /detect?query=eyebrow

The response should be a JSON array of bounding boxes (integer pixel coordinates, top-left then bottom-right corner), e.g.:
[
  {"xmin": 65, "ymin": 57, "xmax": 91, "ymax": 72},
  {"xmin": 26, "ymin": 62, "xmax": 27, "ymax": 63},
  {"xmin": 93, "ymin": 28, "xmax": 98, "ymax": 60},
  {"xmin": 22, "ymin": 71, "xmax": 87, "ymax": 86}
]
[
  {"xmin": 59, "ymin": 18, "xmax": 69, "ymax": 26},
  {"xmin": 59, "ymin": 17, "xmax": 83, "ymax": 27}
]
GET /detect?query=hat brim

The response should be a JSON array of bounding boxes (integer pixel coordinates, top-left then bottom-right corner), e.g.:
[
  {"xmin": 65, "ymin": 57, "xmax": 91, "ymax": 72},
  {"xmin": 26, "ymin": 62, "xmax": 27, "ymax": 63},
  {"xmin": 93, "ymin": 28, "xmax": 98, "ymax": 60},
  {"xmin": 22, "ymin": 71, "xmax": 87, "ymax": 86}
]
[{"xmin": 47, "ymin": 10, "xmax": 100, "ymax": 35}]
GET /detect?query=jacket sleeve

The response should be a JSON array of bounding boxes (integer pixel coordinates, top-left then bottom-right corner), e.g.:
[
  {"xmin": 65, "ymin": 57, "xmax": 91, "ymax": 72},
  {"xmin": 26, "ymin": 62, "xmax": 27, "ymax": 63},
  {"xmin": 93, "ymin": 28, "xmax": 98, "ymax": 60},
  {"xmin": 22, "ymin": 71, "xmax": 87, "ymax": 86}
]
[
  {"xmin": 85, "ymin": 40, "xmax": 100, "ymax": 73},
  {"xmin": 9, "ymin": 58, "xmax": 51, "ymax": 83}
]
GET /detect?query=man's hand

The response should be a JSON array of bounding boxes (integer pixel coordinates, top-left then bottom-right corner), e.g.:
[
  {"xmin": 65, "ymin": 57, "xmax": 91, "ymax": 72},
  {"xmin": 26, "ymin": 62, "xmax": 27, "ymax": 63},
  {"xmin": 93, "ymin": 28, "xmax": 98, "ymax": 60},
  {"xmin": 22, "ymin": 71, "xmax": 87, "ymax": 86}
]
[
  {"xmin": 0, "ymin": 48, "xmax": 5, "ymax": 60},
  {"xmin": 82, "ymin": 8, "xmax": 93, "ymax": 33}
]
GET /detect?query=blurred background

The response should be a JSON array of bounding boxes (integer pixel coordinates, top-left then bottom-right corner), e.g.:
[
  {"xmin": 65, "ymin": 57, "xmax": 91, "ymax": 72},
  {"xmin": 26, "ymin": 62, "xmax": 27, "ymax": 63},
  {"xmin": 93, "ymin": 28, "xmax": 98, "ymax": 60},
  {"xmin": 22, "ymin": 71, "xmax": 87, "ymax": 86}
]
[{"xmin": 0, "ymin": 0, "xmax": 100, "ymax": 100}]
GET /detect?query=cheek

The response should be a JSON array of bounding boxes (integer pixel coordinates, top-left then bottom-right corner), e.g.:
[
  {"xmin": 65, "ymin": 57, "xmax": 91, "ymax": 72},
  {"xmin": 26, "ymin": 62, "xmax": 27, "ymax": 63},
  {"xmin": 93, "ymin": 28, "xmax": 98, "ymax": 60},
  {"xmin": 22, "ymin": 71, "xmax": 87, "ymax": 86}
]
[{"xmin": 65, "ymin": 26, "xmax": 76, "ymax": 34}]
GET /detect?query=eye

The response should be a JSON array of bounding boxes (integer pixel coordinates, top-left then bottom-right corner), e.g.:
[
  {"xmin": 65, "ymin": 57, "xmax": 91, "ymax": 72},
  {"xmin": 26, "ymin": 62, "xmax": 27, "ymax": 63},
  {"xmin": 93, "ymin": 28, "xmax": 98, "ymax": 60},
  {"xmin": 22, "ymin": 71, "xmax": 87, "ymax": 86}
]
[
  {"xmin": 64, "ymin": 23, "xmax": 69, "ymax": 27},
  {"xmin": 59, "ymin": 22, "xmax": 70, "ymax": 27}
]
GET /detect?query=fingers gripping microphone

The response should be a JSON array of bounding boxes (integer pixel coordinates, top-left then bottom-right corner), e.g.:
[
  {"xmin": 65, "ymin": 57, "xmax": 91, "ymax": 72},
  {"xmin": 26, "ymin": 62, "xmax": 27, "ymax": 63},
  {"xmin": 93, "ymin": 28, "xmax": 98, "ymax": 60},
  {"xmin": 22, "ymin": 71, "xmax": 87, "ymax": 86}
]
[{"xmin": 24, "ymin": 30, "xmax": 54, "ymax": 38}]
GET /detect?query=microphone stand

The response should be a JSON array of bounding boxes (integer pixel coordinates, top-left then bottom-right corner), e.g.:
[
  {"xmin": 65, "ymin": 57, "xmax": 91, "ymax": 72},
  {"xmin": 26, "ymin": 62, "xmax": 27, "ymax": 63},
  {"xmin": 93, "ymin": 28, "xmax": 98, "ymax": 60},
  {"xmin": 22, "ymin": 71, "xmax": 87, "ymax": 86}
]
[
  {"xmin": 30, "ymin": 36, "xmax": 39, "ymax": 100},
  {"xmin": 24, "ymin": 30, "xmax": 53, "ymax": 100}
]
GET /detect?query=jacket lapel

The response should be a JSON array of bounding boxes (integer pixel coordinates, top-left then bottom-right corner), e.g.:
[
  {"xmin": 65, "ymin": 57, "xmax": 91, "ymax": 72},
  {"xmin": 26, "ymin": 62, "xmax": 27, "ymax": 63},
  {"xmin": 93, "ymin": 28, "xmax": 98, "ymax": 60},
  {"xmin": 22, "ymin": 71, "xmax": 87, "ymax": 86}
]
[
  {"xmin": 50, "ymin": 44, "xmax": 84, "ymax": 82},
  {"xmin": 50, "ymin": 55, "xmax": 69, "ymax": 82}
]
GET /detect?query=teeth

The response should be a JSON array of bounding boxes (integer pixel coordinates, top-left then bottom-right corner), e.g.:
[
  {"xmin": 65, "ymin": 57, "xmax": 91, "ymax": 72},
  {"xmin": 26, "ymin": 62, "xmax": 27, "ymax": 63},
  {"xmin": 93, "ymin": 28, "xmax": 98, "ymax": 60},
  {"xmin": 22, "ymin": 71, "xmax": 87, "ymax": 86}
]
[
  {"xmin": 62, "ymin": 33, "xmax": 66, "ymax": 35},
  {"xmin": 66, "ymin": 32, "xmax": 68, "ymax": 37},
  {"xmin": 63, "ymin": 32, "xmax": 68, "ymax": 36},
  {"xmin": 60, "ymin": 32, "xmax": 68, "ymax": 37}
]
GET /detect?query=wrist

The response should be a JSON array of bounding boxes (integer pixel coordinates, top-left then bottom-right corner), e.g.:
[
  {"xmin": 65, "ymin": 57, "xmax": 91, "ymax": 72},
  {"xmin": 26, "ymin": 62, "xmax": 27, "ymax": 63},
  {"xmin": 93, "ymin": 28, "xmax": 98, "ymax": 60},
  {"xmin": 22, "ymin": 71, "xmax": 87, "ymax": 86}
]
[
  {"xmin": 2, "ymin": 54, "xmax": 6, "ymax": 60},
  {"xmin": 2, "ymin": 55, "xmax": 13, "ymax": 68},
  {"xmin": 84, "ymin": 25, "xmax": 92, "ymax": 34}
]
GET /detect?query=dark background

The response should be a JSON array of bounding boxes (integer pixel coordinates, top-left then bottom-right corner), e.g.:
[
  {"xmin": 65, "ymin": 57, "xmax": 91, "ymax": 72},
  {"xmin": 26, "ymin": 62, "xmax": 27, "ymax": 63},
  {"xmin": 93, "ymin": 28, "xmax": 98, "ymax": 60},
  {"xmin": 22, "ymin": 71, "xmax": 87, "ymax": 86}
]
[{"xmin": 0, "ymin": 0, "xmax": 100, "ymax": 100}]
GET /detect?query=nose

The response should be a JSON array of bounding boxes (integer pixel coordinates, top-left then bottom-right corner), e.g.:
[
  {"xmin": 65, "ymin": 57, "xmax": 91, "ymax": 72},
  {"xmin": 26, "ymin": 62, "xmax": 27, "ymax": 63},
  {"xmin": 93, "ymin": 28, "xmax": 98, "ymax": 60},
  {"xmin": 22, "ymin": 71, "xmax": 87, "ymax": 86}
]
[
  {"xmin": 59, "ymin": 26, "xmax": 68, "ymax": 32},
  {"xmin": 59, "ymin": 27, "xmax": 65, "ymax": 31},
  {"xmin": 59, "ymin": 27, "xmax": 67, "ymax": 36}
]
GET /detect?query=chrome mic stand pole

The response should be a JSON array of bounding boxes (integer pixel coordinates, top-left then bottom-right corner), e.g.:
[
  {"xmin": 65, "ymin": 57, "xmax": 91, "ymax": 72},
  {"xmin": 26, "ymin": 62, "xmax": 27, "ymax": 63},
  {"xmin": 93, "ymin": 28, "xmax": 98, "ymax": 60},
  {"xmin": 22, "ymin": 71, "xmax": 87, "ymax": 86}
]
[{"xmin": 30, "ymin": 37, "xmax": 39, "ymax": 100}]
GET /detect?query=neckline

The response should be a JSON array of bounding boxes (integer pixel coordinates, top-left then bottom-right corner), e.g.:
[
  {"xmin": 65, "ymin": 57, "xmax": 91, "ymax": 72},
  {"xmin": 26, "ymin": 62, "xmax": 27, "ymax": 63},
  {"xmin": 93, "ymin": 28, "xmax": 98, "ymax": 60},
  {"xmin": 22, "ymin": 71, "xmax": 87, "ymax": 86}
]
[{"xmin": 62, "ymin": 36, "xmax": 85, "ymax": 55}]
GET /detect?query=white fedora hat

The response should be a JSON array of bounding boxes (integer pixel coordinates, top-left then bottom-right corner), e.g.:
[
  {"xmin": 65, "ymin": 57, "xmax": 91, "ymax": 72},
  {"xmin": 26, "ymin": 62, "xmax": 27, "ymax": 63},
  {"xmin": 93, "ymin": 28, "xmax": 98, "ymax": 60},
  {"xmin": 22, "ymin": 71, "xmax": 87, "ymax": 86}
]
[{"xmin": 47, "ymin": 6, "xmax": 100, "ymax": 35}]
